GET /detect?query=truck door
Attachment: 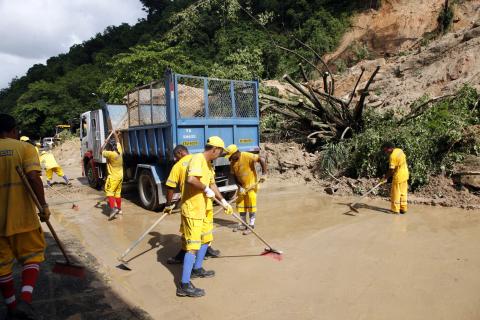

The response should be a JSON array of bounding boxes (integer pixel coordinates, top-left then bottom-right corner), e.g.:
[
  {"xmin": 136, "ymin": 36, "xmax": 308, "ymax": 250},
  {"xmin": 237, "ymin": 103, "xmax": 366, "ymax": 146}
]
[
  {"xmin": 91, "ymin": 110, "xmax": 104, "ymax": 162},
  {"xmin": 80, "ymin": 112, "xmax": 91, "ymax": 158}
]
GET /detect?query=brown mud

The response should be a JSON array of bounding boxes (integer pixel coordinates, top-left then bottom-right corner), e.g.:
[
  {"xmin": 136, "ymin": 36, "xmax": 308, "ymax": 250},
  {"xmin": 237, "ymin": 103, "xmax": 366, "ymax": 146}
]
[{"xmin": 38, "ymin": 155, "xmax": 480, "ymax": 319}]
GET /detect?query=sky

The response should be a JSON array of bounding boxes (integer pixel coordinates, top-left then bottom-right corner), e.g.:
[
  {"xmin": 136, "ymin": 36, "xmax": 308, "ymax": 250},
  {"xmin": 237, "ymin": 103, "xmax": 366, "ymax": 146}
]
[{"xmin": 0, "ymin": 0, "xmax": 147, "ymax": 89}]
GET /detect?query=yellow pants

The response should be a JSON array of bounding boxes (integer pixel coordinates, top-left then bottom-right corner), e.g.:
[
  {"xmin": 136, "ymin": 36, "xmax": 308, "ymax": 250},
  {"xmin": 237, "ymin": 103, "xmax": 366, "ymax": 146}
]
[
  {"xmin": 105, "ymin": 176, "xmax": 122, "ymax": 197},
  {"xmin": 236, "ymin": 190, "xmax": 257, "ymax": 213},
  {"xmin": 391, "ymin": 181, "xmax": 408, "ymax": 213},
  {"xmin": 0, "ymin": 228, "xmax": 46, "ymax": 276},
  {"xmin": 180, "ymin": 209, "xmax": 213, "ymax": 251},
  {"xmin": 45, "ymin": 167, "xmax": 64, "ymax": 180}
]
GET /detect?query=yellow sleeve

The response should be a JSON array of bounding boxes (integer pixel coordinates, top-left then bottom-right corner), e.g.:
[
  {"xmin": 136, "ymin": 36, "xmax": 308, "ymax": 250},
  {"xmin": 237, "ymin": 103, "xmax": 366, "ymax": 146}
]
[
  {"xmin": 188, "ymin": 154, "xmax": 204, "ymax": 177},
  {"xmin": 166, "ymin": 164, "xmax": 180, "ymax": 188},
  {"xmin": 389, "ymin": 152, "xmax": 397, "ymax": 169},
  {"xmin": 102, "ymin": 150, "xmax": 114, "ymax": 160},
  {"xmin": 249, "ymin": 152, "xmax": 259, "ymax": 163},
  {"xmin": 210, "ymin": 169, "xmax": 215, "ymax": 185},
  {"xmin": 23, "ymin": 144, "xmax": 41, "ymax": 173}
]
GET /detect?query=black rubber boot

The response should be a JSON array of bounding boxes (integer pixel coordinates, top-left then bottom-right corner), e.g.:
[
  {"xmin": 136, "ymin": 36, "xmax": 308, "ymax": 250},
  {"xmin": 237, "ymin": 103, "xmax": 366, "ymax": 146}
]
[
  {"xmin": 176, "ymin": 282, "xmax": 205, "ymax": 297},
  {"xmin": 204, "ymin": 246, "xmax": 220, "ymax": 259},
  {"xmin": 400, "ymin": 210, "xmax": 407, "ymax": 214},
  {"xmin": 191, "ymin": 267, "xmax": 215, "ymax": 278},
  {"xmin": 167, "ymin": 250, "xmax": 185, "ymax": 264}
]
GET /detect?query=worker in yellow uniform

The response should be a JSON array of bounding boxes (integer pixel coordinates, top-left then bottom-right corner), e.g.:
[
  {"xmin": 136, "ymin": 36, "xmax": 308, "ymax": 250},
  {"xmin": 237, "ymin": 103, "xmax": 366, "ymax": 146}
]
[
  {"xmin": 101, "ymin": 131, "xmax": 123, "ymax": 220},
  {"xmin": 225, "ymin": 144, "xmax": 267, "ymax": 234},
  {"xmin": 176, "ymin": 136, "xmax": 233, "ymax": 298},
  {"xmin": 381, "ymin": 142, "xmax": 409, "ymax": 214},
  {"xmin": 35, "ymin": 142, "xmax": 41, "ymax": 156},
  {"xmin": 164, "ymin": 145, "xmax": 220, "ymax": 265},
  {"xmin": 40, "ymin": 150, "xmax": 70, "ymax": 186},
  {"xmin": 0, "ymin": 114, "xmax": 51, "ymax": 319}
]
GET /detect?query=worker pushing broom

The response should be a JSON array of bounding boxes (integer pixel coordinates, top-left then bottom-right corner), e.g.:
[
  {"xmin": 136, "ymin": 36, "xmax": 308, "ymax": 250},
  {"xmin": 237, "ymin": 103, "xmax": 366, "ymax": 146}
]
[
  {"xmin": 0, "ymin": 114, "xmax": 51, "ymax": 319},
  {"xmin": 224, "ymin": 144, "xmax": 267, "ymax": 234}
]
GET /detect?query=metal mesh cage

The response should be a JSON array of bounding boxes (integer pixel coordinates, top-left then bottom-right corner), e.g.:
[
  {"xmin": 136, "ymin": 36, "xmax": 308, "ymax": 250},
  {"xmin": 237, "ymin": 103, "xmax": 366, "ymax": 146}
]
[
  {"xmin": 234, "ymin": 82, "xmax": 257, "ymax": 118},
  {"xmin": 127, "ymin": 91, "xmax": 140, "ymax": 126},
  {"xmin": 177, "ymin": 76, "xmax": 205, "ymax": 118},
  {"xmin": 152, "ymin": 82, "xmax": 167, "ymax": 124},
  {"xmin": 208, "ymin": 80, "xmax": 233, "ymax": 118}
]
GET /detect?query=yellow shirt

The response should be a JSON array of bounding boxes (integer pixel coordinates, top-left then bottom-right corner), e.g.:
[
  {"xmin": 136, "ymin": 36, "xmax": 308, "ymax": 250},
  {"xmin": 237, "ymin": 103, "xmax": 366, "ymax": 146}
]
[
  {"xmin": 181, "ymin": 153, "xmax": 215, "ymax": 219},
  {"xmin": 166, "ymin": 154, "xmax": 193, "ymax": 191},
  {"xmin": 39, "ymin": 152, "xmax": 59, "ymax": 170},
  {"xmin": 230, "ymin": 152, "xmax": 259, "ymax": 189},
  {"xmin": 0, "ymin": 138, "xmax": 42, "ymax": 236},
  {"xmin": 102, "ymin": 144, "xmax": 123, "ymax": 180},
  {"xmin": 389, "ymin": 148, "xmax": 409, "ymax": 183}
]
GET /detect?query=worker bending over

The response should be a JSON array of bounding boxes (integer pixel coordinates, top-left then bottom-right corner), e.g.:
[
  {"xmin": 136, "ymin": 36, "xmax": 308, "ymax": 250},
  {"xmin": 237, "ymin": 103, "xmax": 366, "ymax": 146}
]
[
  {"xmin": 381, "ymin": 142, "xmax": 409, "ymax": 214},
  {"xmin": 0, "ymin": 114, "xmax": 51, "ymax": 319},
  {"xmin": 225, "ymin": 144, "xmax": 267, "ymax": 234},
  {"xmin": 165, "ymin": 145, "xmax": 220, "ymax": 265},
  {"xmin": 40, "ymin": 150, "xmax": 70, "ymax": 186},
  {"xmin": 177, "ymin": 136, "xmax": 233, "ymax": 298},
  {"xmin": 101, "ymin": 131, "xmax": 124, "ymax": 220}
]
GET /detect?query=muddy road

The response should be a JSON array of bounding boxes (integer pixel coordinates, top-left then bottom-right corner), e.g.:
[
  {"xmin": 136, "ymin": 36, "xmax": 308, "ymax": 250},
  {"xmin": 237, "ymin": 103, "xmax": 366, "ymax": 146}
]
[{"xmin": 41, "ymin": 162, "xmax": 480, "ymax": 320}]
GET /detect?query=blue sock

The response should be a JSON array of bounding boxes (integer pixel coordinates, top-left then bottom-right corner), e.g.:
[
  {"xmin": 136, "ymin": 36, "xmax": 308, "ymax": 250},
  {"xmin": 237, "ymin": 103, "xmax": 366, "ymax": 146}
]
[
  {"xmin": 63, "ymin": 176, "xmax": 69, "ymax": 183},
  {"xmin": 194, "ymin": 244, "xmax": 209, "ymax": 270},
  {"xmin": 181, "ymin": 252, "xmax": 195, "ymax": 284}
]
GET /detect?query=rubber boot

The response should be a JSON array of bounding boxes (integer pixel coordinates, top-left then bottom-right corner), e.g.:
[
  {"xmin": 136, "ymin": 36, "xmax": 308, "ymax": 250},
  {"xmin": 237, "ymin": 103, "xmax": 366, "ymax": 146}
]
[
  {"xmin": 204, "ymin": 246, "xmax": 220, "ymax": 259},
  {"xmin": 191, "ymin": 267, "xmax": 215, "ymax": 278}
]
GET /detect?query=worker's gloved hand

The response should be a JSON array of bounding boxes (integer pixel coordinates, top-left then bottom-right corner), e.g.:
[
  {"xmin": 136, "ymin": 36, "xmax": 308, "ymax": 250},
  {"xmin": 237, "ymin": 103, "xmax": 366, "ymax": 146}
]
[
  {"xmin": 238, "ymin": 187, "xmax": 246, "ymax": 196},
  {"xmin": 379, "ymin": 177, "xmax": 387, "ymax": 184},
  {"xmin": 39, "ymin": 205, "xmax": 51, "ymax": 222},
  {"xmin": 259, "ymin": 174, "xmax": 268, "ymax": 183},
  {"xmin": 221, "ymin": 199, "xmax": 233, "ymax": 215},
  {"xmin": 204, "ymin": 186, "xmax": 215, "ymax": 198},
  {"xmin": 163, "ymin": 203, "xmax": 175, "ymax": 215}
]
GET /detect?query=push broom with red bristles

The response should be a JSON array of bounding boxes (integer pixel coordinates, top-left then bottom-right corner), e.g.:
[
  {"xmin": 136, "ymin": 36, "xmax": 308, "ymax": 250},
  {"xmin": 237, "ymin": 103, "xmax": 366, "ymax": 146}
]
[
  {"xmin": 16, "ymin": 166, "xmax": 86, "ymax": 278},
  {"xmin": 213, "ymin": 197, "xmax": 283, "ymax": 257}
]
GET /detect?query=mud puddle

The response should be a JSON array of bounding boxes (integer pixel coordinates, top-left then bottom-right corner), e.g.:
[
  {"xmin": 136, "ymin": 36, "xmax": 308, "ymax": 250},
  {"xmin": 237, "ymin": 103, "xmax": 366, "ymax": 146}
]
[{"xmin": 45, "ymin": 170, "xmax": 480, "ymax": 320}]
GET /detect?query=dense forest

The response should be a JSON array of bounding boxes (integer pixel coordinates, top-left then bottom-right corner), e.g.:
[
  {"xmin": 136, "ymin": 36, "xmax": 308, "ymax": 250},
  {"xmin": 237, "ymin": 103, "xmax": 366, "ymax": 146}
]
[{"xmin": 0, "ymin": 0, "xmax": 380, "ymax": 137}]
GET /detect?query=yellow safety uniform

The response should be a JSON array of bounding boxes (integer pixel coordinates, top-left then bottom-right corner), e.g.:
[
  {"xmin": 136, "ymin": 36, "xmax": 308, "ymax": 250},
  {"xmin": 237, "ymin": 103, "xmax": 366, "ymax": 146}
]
[
  {"xmin": 180, "ymin": 153, "xmax": 215, "ymax": 251},
  {"xmin": 389, "ymin": 148, "xmax": 409, "ymax": 213},
  {"xmin": 231, "ymin": 152, "xmax": 259, "ymax": 213},
  {"xmin": 0, "ymin": 138, "xmax": 46, "ymax": 275},
  {"xmin": 40, "ymin": 152, "xmax": 65, "ymax": 180},
  {"xmin": 102, "ymin": 144, "xmax": 123, "ymax": 197}
]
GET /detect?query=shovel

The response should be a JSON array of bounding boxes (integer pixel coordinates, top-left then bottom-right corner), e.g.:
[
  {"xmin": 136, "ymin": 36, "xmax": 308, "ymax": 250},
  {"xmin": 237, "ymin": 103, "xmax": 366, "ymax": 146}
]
[{"xmin": 349, "ymin": 181, "xmax": 385, "ymax": 213}]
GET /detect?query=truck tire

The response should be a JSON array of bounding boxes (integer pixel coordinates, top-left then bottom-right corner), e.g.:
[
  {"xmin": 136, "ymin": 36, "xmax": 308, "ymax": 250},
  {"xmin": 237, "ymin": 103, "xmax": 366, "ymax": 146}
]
[
  {"xmin": 86, "ymin": 159, "xmax": 101, "ymax": 190},
  {"xmin": 138, "ymin": 170, "xmax": 159, "ymax": 211}
]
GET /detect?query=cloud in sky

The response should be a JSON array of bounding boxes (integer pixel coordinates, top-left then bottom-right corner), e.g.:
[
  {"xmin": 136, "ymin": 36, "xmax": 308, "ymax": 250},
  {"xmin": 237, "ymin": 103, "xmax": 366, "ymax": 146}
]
[{"xmin": 0, "ymin": 0, "xmax": 146, "ymax": 89}]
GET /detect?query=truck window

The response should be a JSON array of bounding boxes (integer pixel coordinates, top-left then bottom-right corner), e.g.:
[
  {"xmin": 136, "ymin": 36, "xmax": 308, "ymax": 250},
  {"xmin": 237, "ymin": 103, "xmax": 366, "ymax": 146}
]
[{"xmin": 81, "ymin": 117, "xmax": 88, "ymax": 138}]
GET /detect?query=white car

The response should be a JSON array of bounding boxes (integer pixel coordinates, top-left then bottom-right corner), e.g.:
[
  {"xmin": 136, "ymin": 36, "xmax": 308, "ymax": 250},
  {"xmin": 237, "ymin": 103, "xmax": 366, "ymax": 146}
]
[{"xmin": 42, "ymin": 137, "xmax": 55, "ymax": 149}]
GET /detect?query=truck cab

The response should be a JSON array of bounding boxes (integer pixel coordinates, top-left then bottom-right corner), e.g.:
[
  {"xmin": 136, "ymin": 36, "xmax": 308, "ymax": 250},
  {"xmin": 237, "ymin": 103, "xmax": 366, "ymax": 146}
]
[{"xmin": 80, "ymin": 70, "xmax": 260, "ymax": 210}]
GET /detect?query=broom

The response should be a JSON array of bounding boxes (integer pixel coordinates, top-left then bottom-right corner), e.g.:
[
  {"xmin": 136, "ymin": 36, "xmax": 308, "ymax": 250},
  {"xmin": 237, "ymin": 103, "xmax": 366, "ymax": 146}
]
[
  {"xmin": 349, "ymin": 180, "xmax": 385, "ymax": 213},
  {"xmin": 47, "ymin": 184, "xmax": 79, "ymax": 210},
  {"xmin": 16, "ymin": 166, "xmax": 86, "ymax": 278}
]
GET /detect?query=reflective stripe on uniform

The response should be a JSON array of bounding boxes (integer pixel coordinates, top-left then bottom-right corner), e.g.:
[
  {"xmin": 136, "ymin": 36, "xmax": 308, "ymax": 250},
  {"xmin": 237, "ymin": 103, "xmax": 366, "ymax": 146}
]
[
  {"xmin": 18, "ymin": 251, "xmax": 43, "ymax": 263},
  {"xmin": 0, "ymin": 182, "xmax": 23, "ymax": 189},
  {"xmin": 0, "ymin": 258, "xmax": 15, "ymax": 267}
]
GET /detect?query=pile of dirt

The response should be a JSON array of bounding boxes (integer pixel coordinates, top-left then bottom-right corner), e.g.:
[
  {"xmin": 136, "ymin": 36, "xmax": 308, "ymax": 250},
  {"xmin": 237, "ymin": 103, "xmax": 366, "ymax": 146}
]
[
  {"xmin": 261, "ymin": 142, "xmax": 319, "ymax": 184},
  {"xmin": 52, "ymin": 138, "xmax": 81, "ymax": 167}
]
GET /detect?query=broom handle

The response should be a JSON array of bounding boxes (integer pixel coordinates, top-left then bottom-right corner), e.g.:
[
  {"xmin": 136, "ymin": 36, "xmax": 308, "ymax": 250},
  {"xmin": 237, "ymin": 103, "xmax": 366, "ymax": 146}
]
[
  {"xmin": 15, "ymin": 166, "xmax": 72, "ymax": 265},
  {"xmin": 350, "ymin": 181, "xmax": 385, "ymax": 207},
  {"xmin": 212, "ymin": 196, "xmax": 275, "ymax": 250},
  {"xmin": 118, "ymin": 211, "xmax": 169, "ymax": 261},
  {"xmin": 100, "ymin": 113, "xmax": 128, "ymax": 150},
  {"xmin": 47, "ymin": 183, "xmax": 74, "ymax": 204},
  {"xmin": 212, "ymin": 181, "xmax": 259, "ymax": 217}
]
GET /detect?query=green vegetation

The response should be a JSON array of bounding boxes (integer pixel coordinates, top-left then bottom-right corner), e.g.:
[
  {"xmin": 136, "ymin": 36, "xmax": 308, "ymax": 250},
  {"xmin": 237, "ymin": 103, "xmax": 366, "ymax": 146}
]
[
  {"xmin": 0, "ymin": 0, "xmax": 381, "ymax": 137},
  {"xmin": 319, "ymin": 86, "xmax": 480, "ymax": 189}
]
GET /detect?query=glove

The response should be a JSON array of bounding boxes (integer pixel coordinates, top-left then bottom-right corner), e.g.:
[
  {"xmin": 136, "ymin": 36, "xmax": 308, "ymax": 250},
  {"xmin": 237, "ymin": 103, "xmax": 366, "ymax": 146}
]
[
  {"xmin": 221, "ymin": 199, "xmax": 233, "ymax": 215},
  {"xmin": 39, "ymin": 205, "xmax": 51, "ymax": 222},
  {"xmin": 238, "ymin": 187, "xmax": 246, "ymax": 196},
  {"xmin": 204, "ymin": 186, "xmax": 215, "ymax": 198},
  {"xmin": 259, "ymin": 174, "xmax": 268, "ymax": 183},
  {"xmin": 164, "ymin": 203, "xmax": 175, "ymax": 215},
  {"xmin": 379, "ymin": 177, "xmax": 387, "ymax": 184}
]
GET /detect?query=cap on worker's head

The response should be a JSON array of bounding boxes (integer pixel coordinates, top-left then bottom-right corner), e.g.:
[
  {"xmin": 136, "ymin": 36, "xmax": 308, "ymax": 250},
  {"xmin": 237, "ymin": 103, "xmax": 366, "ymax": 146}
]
[
  {"xmin": 224, "ymin": 144, "xmax": 239, "ymax": 159},
  {"xmin": 20, "ymin": 136, "xmax": 30, "ymax": 142},
  {"xmin": 41, "ymin": 151, "xmax": 47, "ymax": 155},
  {"xmin": 206, "ymin": 136, "xmax": 225, "ymax": 150}
]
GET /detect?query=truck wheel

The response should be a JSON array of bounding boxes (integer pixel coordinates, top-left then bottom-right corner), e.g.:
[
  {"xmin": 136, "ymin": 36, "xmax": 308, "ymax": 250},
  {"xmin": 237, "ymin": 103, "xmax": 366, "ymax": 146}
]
[
  {"xmin": 86, "ymin": 159, "xmax": 101, "ymax": 190},
  {"xmin": 138, "ymin": 170, "xmax": 159, "ymax": 211}
]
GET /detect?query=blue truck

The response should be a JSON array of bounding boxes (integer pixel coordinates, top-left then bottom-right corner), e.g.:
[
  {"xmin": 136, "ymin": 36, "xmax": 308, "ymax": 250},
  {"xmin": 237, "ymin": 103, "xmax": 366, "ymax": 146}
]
[{"xmin": 80, "ymin": 70, "xmax": 260, "ymax": 210}]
